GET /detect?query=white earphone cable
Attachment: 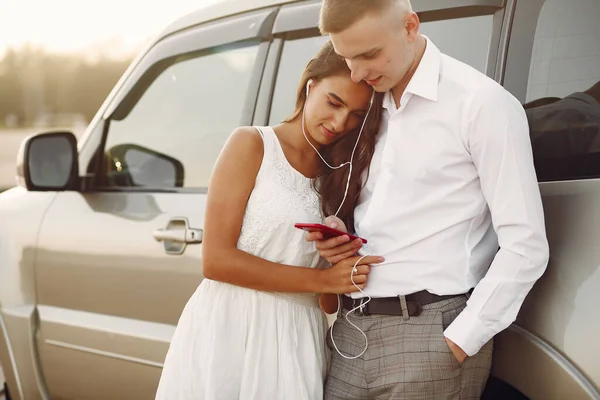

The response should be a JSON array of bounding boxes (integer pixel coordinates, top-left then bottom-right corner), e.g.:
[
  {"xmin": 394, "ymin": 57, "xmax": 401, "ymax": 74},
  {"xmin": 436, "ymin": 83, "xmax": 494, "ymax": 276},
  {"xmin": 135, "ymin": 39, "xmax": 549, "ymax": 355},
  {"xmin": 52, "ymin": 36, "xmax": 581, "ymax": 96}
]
[
  {"xmin": 301, "ymin": 81, "xmax": 374, "ymax": 217},
  {"xmin": 303, "ymin": 80, "xmax": 375, "ymax": 359},
  {"xmin": 328, "ymin": 255, "xmax": 372, "ymax": 360}
]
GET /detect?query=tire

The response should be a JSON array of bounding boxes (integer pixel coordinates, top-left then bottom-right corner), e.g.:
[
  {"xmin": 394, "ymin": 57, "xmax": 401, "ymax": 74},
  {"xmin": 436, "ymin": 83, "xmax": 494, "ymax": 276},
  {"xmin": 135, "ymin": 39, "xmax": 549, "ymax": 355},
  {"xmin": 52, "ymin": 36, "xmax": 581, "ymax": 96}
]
[
  {"xmin": 1, "ymin": 382, "xmax": 10, "ymax": 400},
  {"xmin": 481, "ymin": 376, "xmax": 530, "ymax": 400}
]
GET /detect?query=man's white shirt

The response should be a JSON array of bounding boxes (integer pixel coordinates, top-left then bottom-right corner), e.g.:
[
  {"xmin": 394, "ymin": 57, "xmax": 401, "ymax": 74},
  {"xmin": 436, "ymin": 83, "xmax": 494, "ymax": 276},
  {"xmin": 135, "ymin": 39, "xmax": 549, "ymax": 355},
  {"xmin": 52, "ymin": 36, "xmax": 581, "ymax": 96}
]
[{"xmin": 353, "ymin": 38, "xmax": 550, "ymax": 356}]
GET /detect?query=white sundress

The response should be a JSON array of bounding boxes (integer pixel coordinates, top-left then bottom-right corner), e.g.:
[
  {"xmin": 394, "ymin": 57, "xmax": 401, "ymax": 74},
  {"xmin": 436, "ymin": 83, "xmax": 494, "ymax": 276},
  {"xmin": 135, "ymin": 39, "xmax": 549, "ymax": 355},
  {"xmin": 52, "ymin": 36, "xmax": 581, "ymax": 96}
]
[{"xmin": 155, "ymin": 126, "xmax": 329, "ymax": 400}]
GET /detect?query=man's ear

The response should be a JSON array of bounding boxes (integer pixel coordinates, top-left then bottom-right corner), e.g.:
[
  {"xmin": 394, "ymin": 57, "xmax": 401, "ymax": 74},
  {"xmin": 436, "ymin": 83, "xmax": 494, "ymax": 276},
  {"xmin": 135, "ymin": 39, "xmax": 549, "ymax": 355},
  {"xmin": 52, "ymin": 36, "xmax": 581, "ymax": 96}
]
[{"xmin": 404, "ymin": 12, "xmax": 420, "ymax": 40}]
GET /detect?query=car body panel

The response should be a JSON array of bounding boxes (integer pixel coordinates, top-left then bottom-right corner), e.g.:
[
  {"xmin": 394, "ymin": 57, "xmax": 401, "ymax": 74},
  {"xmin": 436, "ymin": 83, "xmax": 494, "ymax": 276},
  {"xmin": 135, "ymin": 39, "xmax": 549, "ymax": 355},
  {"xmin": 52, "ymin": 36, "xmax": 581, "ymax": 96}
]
[
  {"xmin": 32, "ymin": 191, "xmax": 207, "ymax": 398},
  {"xmin": 497, "ymin": 180, "xmax": 600, "ymax": 398},
  {"xmin": 0, "ymin": 187, "xmax": 59, "ymax": 400}
]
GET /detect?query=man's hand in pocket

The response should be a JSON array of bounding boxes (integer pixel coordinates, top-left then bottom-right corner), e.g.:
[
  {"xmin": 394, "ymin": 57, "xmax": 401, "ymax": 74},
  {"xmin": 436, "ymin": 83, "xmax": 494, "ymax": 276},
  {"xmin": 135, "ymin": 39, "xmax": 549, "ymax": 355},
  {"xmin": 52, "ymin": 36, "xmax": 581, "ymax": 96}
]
[{"xmin": 445, "ymin": 337, "xmax": 468, "ymax": 364}]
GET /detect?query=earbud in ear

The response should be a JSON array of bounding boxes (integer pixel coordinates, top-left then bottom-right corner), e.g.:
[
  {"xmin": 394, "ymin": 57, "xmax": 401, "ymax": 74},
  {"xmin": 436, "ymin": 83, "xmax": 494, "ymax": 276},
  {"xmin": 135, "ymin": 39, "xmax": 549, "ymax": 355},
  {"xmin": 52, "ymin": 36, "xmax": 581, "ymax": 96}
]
[{"xmin": 306, "ymin": 79, "xmax": 313, "ymax": 96}]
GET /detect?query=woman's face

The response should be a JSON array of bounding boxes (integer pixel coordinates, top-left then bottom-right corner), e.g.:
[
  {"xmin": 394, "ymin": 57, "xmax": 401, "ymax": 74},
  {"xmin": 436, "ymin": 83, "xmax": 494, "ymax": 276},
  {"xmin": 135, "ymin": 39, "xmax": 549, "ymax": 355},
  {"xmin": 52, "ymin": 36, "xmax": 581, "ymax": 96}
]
[{"xmin": 303, "ymin": 74, "xmax": 372, "ymax": 147}]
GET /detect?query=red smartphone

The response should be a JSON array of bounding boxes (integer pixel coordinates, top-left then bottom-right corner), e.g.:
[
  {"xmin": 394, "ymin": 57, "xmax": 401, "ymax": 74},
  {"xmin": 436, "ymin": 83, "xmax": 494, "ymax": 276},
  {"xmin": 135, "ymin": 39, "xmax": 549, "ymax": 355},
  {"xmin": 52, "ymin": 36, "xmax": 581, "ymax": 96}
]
[{"xmin": 294, "ymin": 223, "xmax": 368, "ymax": 244}]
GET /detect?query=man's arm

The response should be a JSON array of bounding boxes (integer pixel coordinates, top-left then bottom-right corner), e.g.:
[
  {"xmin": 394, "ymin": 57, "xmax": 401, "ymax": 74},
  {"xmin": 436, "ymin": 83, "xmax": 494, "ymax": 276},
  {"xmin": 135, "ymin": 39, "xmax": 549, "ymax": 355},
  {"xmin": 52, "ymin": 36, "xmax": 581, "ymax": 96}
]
[{"xmin": 444, "ymin": 81, "xmax": 550, "ymax": 357}]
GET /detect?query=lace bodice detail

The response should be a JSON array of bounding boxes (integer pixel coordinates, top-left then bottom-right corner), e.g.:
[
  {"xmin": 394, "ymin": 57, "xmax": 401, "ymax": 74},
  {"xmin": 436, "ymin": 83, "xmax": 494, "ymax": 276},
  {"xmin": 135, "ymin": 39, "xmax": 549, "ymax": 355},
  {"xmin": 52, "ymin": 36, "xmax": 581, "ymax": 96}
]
[{"xmin": 237, "ymin": 126, "xmax": 325, "ymax": 269}]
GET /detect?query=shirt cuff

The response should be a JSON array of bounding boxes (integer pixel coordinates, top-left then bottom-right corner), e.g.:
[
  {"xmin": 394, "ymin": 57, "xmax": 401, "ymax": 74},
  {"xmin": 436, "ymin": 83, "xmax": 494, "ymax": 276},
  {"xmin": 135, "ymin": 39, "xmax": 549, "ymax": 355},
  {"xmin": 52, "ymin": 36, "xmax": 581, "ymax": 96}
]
[{"xmin": 443, "ymin": 307, "xmax": 495, "ymax": 356}]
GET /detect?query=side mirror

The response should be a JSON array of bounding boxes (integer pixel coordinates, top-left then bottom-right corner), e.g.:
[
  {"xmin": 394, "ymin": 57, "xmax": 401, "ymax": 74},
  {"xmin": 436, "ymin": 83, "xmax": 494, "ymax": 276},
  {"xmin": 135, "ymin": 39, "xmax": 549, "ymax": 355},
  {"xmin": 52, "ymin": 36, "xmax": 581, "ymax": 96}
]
[
  {"xmin": 106, "ymin": 143, "xmax": 184, "ymax": 188},
  {"xmin": 16, "ymin": 131, "xmax": 79, "ymax": 191}
]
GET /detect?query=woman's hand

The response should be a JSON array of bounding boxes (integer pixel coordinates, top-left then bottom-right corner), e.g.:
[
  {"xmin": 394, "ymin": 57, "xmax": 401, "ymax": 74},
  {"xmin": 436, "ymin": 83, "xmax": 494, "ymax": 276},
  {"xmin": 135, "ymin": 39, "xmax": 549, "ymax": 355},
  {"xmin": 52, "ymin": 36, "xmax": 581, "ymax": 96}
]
[
  {"xmin": 305, "ymin": 215, "xmax": 365, "ymax": 264},
  {"xmin": 318, "ymin": 254, "xmax": 384, "ymax": 294}
]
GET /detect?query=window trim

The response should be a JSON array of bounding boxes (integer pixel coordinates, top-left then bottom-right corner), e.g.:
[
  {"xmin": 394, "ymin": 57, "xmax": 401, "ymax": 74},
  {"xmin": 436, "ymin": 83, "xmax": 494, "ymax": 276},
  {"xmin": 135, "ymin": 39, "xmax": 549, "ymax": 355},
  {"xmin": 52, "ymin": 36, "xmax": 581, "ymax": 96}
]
[
  {"xmin": 91, "ymin": 186, "xmax": 208, "ymax": 194},
  {"xmin": 500, "ymin": 0, "xmax": 546, "ymax": 103},
  {"xmin": 253, "ymin": 39, "xmax": 284, "ymax": 125},
  {"xmin": 272, "ymin": 0, "xmax": 506, "ymax": 34},
  {"xmin": 103, "ymin": 8, "xmax": 277, "ymax": 120}
]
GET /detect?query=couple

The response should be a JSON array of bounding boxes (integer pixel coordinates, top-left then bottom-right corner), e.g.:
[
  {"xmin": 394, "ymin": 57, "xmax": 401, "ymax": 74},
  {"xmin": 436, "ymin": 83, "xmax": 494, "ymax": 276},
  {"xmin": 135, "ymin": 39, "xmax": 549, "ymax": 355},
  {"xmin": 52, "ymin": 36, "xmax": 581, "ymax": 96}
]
[{"xmin": 156, "ymin": 0, "xmax": 549, "ymax": 399}]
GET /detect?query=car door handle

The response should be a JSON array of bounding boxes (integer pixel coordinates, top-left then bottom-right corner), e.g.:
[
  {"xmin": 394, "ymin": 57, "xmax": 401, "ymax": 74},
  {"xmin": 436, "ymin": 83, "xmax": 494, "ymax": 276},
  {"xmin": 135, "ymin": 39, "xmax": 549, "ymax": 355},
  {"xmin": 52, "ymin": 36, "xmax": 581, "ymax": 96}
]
[
  {"xmin": 153, "ymin": 217, "xmax": 203, "ymax": 255},
  {"xmin": 153, "ymin": 228, "xmax": 203, "ymax": 244}
]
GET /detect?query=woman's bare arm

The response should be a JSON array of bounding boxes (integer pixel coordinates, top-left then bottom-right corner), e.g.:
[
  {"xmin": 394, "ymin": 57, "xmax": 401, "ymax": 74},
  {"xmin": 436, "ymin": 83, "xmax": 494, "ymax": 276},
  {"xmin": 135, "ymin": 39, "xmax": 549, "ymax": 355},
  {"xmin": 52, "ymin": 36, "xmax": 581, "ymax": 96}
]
[{"xmin": 319, "ymin": 293, "xmax": 339, "ymax": 314}]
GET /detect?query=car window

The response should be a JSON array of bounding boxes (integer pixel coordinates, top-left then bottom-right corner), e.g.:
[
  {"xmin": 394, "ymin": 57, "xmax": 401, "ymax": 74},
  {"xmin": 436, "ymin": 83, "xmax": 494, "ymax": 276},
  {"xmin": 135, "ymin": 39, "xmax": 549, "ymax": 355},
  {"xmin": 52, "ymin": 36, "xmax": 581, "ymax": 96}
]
[
  {"xmin": 419, "ymin": 15, "xmax": 493, "ymax": 74},
  {"xmin": 101, "ymin": 42, "xmax": 260, "ymax": 189},
  {"xmin": 269, "ymin": 36, "xmax": 330, "ymax": 125},
  {"xmin": 524, "ymin": 0, "xmax": 600, "ymax": 182},
  {"xmin": 269, "ymin": 14, "xmax": 494, "ymax": 125}
]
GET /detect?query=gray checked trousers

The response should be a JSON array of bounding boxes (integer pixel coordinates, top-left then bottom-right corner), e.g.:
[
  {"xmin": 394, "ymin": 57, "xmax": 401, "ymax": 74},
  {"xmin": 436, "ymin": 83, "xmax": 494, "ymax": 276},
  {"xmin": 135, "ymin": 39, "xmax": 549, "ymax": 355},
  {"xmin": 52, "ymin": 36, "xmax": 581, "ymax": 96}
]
[{"xmin": 324, "ymin": 295, "xmax": 493, "ymax": 399}]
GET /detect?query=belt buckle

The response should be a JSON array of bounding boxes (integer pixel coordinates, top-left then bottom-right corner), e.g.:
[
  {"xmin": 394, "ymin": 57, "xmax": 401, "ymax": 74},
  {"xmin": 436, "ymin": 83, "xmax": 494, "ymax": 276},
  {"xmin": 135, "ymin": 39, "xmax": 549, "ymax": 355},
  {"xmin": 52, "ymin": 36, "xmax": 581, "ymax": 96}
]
[{"xmin": 352, "ymin": 298, "xmax": 367, "ymax": 316}]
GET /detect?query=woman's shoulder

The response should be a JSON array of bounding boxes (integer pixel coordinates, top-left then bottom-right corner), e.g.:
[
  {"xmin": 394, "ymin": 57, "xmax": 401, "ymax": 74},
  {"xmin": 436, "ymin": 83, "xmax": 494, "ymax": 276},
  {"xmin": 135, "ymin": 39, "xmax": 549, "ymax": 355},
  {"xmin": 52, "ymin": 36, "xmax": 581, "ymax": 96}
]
[
  {"xmin": 221, "ymin": 126, "xmax": 265, "ymax": 156},
  {"xmin": 230, "ymin": 125, "xmax": 264, "ymax": 144},
  {"xmin": 209, "ymin": 127, "xmax": 267, "ymax": 190}
]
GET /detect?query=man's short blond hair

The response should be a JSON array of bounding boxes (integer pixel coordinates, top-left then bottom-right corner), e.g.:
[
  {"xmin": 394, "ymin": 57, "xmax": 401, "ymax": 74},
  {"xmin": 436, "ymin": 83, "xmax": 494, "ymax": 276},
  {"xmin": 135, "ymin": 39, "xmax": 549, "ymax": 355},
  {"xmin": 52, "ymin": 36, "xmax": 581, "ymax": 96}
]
[{"xmin": 319, "ymin": 0, "xmax": 413, "ymax": 34}]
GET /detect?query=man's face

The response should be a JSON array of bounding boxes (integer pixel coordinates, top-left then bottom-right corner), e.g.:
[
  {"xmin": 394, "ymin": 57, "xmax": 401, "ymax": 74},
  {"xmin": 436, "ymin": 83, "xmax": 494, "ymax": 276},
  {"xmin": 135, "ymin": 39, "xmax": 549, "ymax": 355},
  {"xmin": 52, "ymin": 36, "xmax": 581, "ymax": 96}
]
[{"xmin": 330, "ymin": 12, "xmax": 419, "ymax": 93}]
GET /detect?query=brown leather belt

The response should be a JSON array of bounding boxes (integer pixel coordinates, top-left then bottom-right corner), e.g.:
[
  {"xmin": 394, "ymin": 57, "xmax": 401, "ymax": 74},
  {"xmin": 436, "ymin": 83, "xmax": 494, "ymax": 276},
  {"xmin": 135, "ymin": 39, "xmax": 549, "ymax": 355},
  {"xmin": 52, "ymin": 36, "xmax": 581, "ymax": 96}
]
[{"xmin": 341, "ymin": 290, "xmax": 469, "ymax": 317}]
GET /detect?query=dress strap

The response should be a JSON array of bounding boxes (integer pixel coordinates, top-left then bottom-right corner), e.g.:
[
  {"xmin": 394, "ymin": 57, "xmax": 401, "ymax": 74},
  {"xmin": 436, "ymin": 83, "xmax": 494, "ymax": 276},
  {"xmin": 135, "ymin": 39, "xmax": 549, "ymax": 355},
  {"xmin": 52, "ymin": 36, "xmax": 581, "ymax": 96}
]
[{"xmin": 254, "ymin": 126, "xmax": 281, "ymax": 165}]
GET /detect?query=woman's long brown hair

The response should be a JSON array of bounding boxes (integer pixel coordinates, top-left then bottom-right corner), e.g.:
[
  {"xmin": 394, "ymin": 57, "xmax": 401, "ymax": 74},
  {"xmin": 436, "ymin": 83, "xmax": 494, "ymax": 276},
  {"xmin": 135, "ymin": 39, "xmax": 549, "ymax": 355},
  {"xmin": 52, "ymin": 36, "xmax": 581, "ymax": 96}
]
[{"xmin": 284, "ymin": 41, "xmax": 384, "ymax": 231}]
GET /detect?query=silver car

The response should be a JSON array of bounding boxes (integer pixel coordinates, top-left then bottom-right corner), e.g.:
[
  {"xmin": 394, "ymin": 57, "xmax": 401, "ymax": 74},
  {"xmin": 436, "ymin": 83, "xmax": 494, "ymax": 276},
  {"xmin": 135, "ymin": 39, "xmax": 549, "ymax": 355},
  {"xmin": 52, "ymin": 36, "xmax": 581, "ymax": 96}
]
[{"xmin": 1, "ymin": 0, "xmax": 599, "ymax": 399}]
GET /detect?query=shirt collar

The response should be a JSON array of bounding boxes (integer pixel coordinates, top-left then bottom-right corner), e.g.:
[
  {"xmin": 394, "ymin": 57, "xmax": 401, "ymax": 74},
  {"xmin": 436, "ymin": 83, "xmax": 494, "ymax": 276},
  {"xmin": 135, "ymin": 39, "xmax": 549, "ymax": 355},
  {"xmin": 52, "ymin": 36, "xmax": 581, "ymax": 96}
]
[{"xmin": 383, "ymin": 36, "xmax": 441, "ymax": 112}]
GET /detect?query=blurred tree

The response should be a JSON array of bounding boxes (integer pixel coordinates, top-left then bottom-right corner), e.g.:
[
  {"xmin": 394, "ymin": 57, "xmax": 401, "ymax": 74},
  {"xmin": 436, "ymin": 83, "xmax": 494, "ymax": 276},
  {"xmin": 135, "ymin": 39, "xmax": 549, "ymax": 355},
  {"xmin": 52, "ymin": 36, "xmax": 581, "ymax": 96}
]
[
  {"xmin": 0, "ymin": 49, "xmax": 26, "ymax": 126},
  {"xmin": 0, "ymin": 47, "xmax": 132, "ymax": 129}
]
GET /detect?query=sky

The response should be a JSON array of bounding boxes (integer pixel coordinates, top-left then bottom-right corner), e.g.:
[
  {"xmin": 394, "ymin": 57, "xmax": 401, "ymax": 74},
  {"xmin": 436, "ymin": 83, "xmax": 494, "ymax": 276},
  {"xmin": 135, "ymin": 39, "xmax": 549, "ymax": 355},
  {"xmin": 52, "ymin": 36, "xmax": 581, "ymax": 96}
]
[{"xmin": 0, "ymin": 0, "xmax": 225, "ymax": 58}]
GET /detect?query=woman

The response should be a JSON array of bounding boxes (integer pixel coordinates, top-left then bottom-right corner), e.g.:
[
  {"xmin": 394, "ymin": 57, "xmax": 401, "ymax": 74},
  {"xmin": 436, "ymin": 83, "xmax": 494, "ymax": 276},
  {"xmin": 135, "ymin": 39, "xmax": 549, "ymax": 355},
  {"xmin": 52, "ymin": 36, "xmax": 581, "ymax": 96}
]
[{"xmin": 155, "ymin": 41, "xmax": 384, "ymax": 400}]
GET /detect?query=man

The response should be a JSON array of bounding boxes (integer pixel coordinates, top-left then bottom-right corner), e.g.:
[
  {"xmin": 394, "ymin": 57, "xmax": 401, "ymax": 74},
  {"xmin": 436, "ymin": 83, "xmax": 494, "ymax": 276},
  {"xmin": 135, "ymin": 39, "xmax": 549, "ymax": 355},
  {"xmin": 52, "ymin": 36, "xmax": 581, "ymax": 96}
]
[{"xmin": 308, "ymin": 1, "xmax": 550, "ymax": 398}]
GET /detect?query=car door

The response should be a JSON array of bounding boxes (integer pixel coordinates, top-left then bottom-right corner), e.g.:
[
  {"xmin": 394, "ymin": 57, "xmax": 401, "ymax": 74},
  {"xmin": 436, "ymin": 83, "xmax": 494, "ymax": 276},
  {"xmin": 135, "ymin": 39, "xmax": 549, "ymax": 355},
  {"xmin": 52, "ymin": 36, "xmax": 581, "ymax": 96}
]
[
  {"xmin": 32, "ymin": 9, "xmax": 274, "ymax": 400},
  {"xmin": 494, "ymin": 0, "xmax": 600, "ymax": 398}
]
